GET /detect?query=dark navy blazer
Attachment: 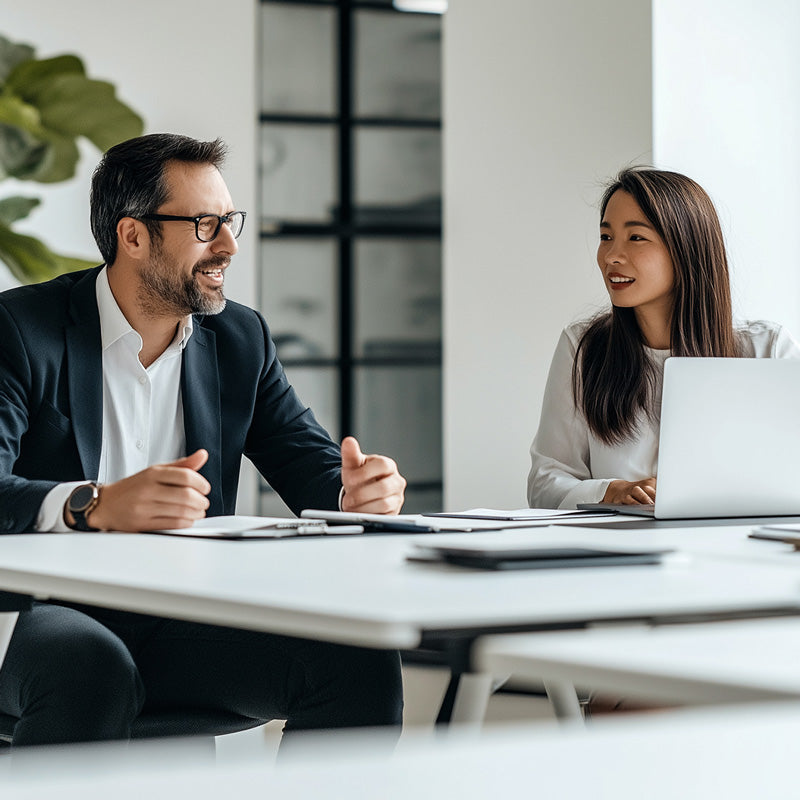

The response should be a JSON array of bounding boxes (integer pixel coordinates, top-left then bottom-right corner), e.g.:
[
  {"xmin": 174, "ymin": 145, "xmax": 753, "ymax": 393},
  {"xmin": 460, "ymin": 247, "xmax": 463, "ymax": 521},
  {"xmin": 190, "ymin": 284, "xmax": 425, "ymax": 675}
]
[{"xmin": 0, "ymin": 266, "xmax": 342, "ymax": 534}]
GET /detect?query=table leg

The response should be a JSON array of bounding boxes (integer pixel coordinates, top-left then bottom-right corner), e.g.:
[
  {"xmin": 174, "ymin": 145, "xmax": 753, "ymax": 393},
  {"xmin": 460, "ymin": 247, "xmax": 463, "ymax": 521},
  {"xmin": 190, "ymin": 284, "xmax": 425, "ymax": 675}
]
[
  {"xmin": 543, "ymin": 680, "xmax": 584, "ymax": 722},
  {"xmin": 0, "ymin": 612, "xmax": 19, "ymax": 668},
  {"xmin": 448, "ymin": 672, "xmax": 495, "ymax": 728}
]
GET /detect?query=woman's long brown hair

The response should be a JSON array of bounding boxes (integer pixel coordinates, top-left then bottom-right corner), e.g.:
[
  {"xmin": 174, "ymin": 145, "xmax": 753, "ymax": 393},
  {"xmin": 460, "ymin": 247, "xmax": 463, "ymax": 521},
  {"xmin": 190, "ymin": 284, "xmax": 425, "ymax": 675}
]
[{"xmin": 573, "ymin": 167, "xmax": 739, "ymax": 444}]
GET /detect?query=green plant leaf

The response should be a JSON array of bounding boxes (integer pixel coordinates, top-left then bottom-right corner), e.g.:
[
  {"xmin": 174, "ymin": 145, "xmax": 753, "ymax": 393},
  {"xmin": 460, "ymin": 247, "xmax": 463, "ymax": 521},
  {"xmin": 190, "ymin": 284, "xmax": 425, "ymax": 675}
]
[
  {"xmin": 0, "ymin": 221, "xmax": 95, "ymax": 284},
  {"xmin": 0, "ymin": 196, "xmax": 40, "ymax": 225},
  {"xmin": 0, "ymin": 92, "xmax": 43, "ymax": 132},
  {"xmin": 28, "ymin": 129, "xmax": 80, "ymax": 183},
  {"xmin": 50, "ymin": 253, "xmax": 98, "ymax": 274},
  {"xmin": 0, "ymin": 122, "xmax": 50, "ymax": 181},
  {"xmin": 0, "ymin": 36, "xmax": 144, "ymax": 286},
  {"xmin": 0, "ymin": 94, "xmax": 82, "ymax": 182},
  {"xmin": 0, "ymin": 35, "xmax": 35, "ymax": 86},
  {"xmin": 3, "ymin": 52, "xmax": 143, "ymax": 177},
  {"xmin": 32, "ymin": 73, "xmax": 144, "ymax": 151},
  {"xmin": 0, "ymin": 94, "xmax": 53, "ymax": 180},
  {"xmin": 5, "ymin": 54, "xmax": 85, "ymax": 100}
]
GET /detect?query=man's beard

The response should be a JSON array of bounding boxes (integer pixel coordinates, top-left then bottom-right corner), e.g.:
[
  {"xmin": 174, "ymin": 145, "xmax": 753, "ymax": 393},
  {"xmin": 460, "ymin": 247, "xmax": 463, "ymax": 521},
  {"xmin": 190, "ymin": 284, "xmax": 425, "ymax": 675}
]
[{"xmin": 139, "ymin": 250, "xmax": 228, "ymax": 317}]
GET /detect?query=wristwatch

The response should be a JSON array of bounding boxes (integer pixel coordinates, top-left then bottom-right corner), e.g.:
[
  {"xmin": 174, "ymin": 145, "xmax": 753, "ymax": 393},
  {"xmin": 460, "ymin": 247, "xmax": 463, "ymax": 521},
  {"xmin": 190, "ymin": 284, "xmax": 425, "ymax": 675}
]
[{"xmin": 65, "ymin": 483, "xmax": 102, "ymax": 531}]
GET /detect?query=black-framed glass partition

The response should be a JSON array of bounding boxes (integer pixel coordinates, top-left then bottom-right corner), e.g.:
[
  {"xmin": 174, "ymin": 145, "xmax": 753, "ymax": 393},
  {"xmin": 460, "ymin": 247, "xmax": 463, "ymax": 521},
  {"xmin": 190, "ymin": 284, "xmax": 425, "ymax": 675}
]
[{"xmin": 258, "ymin": 0, "xmax": 443, "ymax": 514}]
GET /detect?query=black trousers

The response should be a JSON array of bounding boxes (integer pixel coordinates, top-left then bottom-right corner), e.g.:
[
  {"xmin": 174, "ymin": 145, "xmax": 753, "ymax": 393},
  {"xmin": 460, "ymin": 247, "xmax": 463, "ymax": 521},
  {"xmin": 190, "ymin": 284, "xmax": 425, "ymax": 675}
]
[{"xmin": 0, "ymin": 602, "xmax": 403, "ymax": 747}]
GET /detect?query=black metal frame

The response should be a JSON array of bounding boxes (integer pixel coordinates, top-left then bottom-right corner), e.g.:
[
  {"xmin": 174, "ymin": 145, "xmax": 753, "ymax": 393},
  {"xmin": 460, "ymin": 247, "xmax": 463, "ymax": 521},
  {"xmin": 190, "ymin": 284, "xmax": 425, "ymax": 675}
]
[
  {"xmin": 259, "ymin": 0, "xmax": 443, "ymax": 506},
  {"xmin": 141, "ymin": 212, "xmax": 247, "ymax": 242}
]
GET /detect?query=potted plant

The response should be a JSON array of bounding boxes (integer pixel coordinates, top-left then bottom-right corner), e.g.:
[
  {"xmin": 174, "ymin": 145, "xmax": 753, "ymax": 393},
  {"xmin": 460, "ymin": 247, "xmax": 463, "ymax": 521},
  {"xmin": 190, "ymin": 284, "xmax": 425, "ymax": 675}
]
[{"xmin": 0, "ymin": 34, "xmax": 143, "ymax": 284}]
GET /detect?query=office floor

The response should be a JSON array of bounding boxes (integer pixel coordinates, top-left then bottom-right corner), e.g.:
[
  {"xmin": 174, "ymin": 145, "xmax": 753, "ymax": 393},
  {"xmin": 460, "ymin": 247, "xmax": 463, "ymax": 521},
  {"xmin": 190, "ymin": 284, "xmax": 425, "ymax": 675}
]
[{"xmin": 214, "ymin": 665, "xmax": 557, "ymax": 763}]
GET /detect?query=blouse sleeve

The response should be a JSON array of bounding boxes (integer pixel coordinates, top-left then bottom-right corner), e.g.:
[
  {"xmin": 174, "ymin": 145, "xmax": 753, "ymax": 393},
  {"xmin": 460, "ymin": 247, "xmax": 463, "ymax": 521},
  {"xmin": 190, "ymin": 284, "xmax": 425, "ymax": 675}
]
[
  {"xmin": 772, "ymin": 325, "xmax": 800, "ymax": 359},
  {"xmin": 527, "ymin": 328, "xmax": 612, "ymax": 509}
]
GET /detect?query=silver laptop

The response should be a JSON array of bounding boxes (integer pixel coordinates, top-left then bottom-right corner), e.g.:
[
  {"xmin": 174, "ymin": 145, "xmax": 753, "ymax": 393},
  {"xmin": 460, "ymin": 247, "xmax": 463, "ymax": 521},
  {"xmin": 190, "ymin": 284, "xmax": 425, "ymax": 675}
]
[{"xmin": 579, "ymin": 357, "xmax": 800, "ymax": 519}]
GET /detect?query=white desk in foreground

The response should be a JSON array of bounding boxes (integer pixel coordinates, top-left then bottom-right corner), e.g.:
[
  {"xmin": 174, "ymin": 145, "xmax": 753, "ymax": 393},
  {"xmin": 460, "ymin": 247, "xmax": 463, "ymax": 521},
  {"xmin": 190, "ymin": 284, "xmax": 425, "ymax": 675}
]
[
  {"xmin": 5, "ymin": 703, "xmax": 800, "ymax": 799},
  {"xmin": 477, "ymin": 615, "xmax": 800, "ymax": 711}
]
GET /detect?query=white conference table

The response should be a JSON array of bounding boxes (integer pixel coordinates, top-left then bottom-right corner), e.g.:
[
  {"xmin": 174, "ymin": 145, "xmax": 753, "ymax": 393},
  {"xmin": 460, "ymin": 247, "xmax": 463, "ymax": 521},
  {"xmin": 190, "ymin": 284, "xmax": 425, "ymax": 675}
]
[
  {"xmin": 0, "ymin": 527, "xmax": 800, "ymax": 649},
  {"xmin": 2, "ymin": 523, "xmax": 800, "ymax": 724},
  {"xmin": 5, "ymin": 703, "xmax": 800, "ymax": 799},
  {"xmin": 557, "ymin": 519, "xmax": 800, "ymax": 566},
  {"xmin": 464, "ymin": 523, "xmax": 800, "ymax": 718}
]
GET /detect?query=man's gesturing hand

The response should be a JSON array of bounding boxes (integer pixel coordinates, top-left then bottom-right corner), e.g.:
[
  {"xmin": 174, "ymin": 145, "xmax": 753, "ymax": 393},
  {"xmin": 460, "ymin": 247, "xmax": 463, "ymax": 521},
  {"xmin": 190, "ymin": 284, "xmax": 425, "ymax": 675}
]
[
  {"xmin": 340, "ymin": 436, "xmax": 406, "ymax": 515},
  {"xmin": 85, "ymin": 449, "xmax": 212, "ymax": 532}
]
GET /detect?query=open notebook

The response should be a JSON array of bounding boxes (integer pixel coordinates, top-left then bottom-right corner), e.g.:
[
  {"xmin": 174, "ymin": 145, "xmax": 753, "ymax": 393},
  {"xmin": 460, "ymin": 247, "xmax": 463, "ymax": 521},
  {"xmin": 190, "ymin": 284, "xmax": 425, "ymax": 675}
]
[
  {"xmin": 301, "ymin": 507, "xmax": 614, "ymax": 533},
  {"xmin": 152, "ymin": 516, "xmax": 363, "ymax": 539}
]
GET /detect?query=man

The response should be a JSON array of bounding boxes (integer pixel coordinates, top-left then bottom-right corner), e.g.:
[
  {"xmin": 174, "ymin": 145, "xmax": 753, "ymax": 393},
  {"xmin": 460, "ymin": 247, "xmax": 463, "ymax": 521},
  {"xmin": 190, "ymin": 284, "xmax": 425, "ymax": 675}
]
[{"xmin": 0, "ymin": 133, "xmax": 406, "ymax": 747}]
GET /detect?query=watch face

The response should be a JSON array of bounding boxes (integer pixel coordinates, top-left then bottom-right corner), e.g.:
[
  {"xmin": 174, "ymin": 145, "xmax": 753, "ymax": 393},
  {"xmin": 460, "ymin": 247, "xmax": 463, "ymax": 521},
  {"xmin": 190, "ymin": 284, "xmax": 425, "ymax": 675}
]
[{"xmin": 69, "ymin": 484, "xmax": 97, "ymax": 512}]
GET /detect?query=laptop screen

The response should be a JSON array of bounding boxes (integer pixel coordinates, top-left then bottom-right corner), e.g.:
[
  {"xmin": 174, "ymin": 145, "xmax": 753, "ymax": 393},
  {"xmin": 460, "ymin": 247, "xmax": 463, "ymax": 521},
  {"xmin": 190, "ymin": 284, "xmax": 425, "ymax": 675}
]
[{"xmin": 653, "ymin": 357, "xmax": 800, "ymax": 519}]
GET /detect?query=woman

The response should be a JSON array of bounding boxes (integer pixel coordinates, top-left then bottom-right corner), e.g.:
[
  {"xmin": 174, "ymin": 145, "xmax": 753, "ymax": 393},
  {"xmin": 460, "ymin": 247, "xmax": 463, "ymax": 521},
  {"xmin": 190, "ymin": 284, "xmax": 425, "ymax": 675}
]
[{"xmin": 528, "ymin": 167, "xmax": 800, "ymax": 509}]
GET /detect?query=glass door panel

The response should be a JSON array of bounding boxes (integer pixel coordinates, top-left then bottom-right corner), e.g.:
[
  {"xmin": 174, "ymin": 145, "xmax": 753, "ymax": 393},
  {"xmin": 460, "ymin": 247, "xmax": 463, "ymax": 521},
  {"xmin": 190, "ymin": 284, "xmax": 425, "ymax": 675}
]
[
  {"xmin": 260, "ymin": 3, "xmax": 338, "ymax": 114},
  {"xmin": 354, "ymin": 9, "xmax": 441, "ymax": 119},
  {"xmin": 260, "ymin": 239, "xmax": 339, "ymax": 360},
  {"xmin": 353, "ymin": 238, "xmax": 441, "ymax": 359},
  {"xmin": 260, "ymin": 124, "xmax": 338, "ymax": 224}
]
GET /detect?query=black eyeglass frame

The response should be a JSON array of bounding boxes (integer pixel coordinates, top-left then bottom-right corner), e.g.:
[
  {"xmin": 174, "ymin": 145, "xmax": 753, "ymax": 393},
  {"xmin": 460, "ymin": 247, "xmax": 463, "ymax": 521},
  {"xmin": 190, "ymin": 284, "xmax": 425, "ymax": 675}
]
[{"xmin": 140, "ymin": 211, "xmax": 247, "ymax": 242}]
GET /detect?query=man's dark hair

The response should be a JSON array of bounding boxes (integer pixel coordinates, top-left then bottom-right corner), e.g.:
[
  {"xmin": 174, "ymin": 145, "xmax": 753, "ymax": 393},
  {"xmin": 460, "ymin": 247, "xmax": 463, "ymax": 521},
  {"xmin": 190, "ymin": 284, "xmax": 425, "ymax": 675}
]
[{"xmin": 90, "ymin": 133, "xmax": 228, "ymax": 265}]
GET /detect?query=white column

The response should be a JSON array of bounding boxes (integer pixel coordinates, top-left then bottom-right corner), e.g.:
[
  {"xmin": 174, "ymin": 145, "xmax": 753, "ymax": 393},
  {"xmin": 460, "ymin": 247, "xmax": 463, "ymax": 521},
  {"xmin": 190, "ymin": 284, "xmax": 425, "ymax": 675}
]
[
  {"xmin": 653, "ymin": 0, "xmax": 800, "ymax": 333},
  {"xmin": 443, "ymin": 0, "xmax": 653, "ymax": 510}
]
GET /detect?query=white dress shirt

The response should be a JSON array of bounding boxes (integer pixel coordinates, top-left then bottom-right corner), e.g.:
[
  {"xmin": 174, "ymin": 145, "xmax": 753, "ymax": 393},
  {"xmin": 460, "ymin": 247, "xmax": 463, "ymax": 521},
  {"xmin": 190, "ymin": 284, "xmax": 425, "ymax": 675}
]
[
  {"xmin": 36, "ymin": 267, "xmax": 193, "ymax": 531},
  {"xmin": 528, "ymin": 319, "xmax": 800, "ymax": 509}
]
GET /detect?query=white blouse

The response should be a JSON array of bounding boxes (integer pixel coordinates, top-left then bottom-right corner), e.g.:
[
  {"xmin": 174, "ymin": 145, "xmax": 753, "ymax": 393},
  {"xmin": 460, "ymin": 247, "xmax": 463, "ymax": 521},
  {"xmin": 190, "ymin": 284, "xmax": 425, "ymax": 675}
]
[{"xmin": 527, "ymin": 319, "xmax": 800, "ymax": 509}]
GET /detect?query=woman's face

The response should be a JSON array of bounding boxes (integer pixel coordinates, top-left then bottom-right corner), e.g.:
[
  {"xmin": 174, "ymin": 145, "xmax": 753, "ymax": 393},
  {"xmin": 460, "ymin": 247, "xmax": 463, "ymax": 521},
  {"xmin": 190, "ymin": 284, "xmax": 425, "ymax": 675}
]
[{"xmin": 597, "ymin": 189, "xmax": 675, "ymax": 321}]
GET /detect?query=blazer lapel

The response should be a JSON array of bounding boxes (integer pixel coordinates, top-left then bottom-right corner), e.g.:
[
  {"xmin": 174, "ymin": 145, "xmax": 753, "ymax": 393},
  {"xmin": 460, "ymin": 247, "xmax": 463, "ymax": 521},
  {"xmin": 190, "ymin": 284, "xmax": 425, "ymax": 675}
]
[
  {"xmin": 66, "ymin": 268, "xmax": 104, "ymax": 480},
  {"xmin": 181, "ymin": 322, "xmax": 223, "ymax": 512}
]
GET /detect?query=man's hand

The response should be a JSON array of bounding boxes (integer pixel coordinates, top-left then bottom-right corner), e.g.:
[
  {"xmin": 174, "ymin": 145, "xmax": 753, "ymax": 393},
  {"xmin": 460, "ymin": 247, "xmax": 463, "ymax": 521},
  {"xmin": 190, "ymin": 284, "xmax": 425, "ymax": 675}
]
[
  {"xmin": 340, "ymin": 436, "xmax": 406, "ymax": 515},
  {"xmin": 602, "ymin": 478, "xmax": 657, "ymax": 505},
  {"xmin": 84, "ymin": 449, "xmax": 212, "ymax": 532}
]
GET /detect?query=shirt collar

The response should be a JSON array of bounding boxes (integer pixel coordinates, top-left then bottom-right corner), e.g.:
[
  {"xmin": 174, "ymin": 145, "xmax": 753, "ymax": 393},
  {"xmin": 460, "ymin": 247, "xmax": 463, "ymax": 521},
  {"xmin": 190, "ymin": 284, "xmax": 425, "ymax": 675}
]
[{"xmin": 95, "ymin": 266, "xmax": 194, "ymax": 353}]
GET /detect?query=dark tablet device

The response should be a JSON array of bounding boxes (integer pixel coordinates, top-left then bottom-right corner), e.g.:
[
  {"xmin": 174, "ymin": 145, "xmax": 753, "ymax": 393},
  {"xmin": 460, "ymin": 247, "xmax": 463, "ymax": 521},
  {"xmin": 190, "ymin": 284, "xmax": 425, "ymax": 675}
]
[
  {"xmin": 577, "ymin": 502, "xmax": 656, "ymax": 517},
  {"xmin": 417, "ymin": 545, "xmax": 671, "ymax": 571}
]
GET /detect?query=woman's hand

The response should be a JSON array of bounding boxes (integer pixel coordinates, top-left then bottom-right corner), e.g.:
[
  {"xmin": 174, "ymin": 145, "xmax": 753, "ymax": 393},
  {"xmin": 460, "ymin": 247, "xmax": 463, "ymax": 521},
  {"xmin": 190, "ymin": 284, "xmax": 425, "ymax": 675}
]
[{"xmin": 602, "ymin": 478, "xmax": 656, "ymax": 505}]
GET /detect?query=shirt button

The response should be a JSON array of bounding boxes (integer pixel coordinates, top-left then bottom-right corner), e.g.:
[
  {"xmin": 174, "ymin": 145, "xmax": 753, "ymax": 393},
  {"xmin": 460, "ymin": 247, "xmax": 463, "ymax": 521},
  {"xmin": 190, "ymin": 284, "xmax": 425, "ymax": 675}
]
[
  {"xmin": 135, "ymin": 440, "xmax": 144, "ymax": 450},
  {"xmin": 139, "ymin": 376, "xmax": 147, "ymax": 385}
]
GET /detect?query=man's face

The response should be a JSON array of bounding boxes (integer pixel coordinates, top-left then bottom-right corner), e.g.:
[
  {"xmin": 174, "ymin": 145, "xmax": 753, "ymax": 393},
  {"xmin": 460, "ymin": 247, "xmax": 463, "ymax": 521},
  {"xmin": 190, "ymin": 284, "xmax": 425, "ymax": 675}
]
[{"xmin": 138, "ymin": 161, "xmax": 238, "ymax": 318}]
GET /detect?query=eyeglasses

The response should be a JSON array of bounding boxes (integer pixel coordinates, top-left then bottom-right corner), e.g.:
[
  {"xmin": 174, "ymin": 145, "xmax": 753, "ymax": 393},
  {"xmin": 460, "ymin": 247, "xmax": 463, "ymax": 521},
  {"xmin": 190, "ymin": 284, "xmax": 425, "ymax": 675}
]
[{"xmin": 140, "ymin": 211, "xmax": 246, "ymax": 242}]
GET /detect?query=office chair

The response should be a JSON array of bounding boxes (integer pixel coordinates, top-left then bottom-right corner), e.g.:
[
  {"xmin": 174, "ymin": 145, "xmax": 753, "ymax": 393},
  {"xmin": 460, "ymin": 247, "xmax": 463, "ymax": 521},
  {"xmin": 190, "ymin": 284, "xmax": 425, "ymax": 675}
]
[{"xmin": 0, "ymin": 593, "xmax": 268, "ymax": 749}]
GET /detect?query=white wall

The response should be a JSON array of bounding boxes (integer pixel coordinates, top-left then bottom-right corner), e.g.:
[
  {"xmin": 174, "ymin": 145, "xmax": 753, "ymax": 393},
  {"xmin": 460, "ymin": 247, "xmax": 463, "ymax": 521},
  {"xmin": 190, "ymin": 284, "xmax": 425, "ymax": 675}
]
[
  {"xmin": 443, "ymin": 0, "xmax": 800, "ymax": 511},
  {"xmin": 1, "ymin": 0, "xmax": 260, "ymax": 510},
  {"xmin": 443, "ymin": 0, "xmax": 653, "ymax": 510},
  {"xmin": 653, "ymin": 0, "xmax": 800, "ymax": 329},
  {"xmin": 2, "ymin": 0, "xmax": 257, "ymax": 302},
  {"xmin": 10, "ymin": 1, "xmax": 797, "ymax": 514}
]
